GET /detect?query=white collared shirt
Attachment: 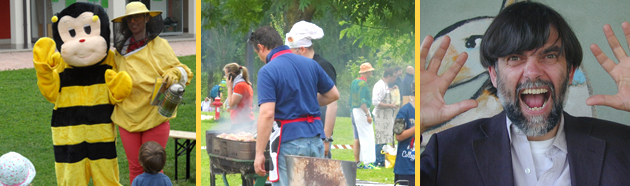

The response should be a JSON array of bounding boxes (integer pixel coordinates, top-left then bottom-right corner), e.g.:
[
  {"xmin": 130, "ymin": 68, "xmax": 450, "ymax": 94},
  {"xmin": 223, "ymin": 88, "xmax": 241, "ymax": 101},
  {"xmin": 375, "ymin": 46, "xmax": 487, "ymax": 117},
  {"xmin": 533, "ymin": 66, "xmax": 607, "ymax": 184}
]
[
  {"xmin": 507, "ymin": 115, "xmax": 571, "ymax": 186},
  {"xmin": 371, "ymin": 79, "xmax": 390, "ymax": 114}
]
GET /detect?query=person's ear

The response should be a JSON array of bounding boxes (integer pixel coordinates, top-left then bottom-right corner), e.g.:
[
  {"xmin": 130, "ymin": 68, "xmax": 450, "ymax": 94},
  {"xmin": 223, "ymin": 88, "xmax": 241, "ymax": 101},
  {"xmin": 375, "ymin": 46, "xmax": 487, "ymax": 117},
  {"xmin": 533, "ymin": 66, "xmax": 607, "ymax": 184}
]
[
  {"xmin": 568, "ymin": 65, "xmax": 577, "ymax": 84},
  {"xmin": 488, "ymin": 65, "xmax": 498, "ymax": 88},
  {"xmin": 300, "ymin": 47, "xmax": 307, "ymax": 54},
  {"xmin": 256, "ymin": 44, "xmax": 265, "ymax": 52}
]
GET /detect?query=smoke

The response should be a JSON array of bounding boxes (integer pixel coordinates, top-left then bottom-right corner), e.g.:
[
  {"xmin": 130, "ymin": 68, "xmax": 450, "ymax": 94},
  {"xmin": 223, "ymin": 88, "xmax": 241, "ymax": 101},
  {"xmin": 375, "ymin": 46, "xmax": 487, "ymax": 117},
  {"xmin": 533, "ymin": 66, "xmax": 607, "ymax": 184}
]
[
  {"xmin": 206, "ymin": 108, "xmax": 257, "ymax": 134},
  {"xmin": 207, "ymin": 116, "xmax": 231, "ymax": 131}
]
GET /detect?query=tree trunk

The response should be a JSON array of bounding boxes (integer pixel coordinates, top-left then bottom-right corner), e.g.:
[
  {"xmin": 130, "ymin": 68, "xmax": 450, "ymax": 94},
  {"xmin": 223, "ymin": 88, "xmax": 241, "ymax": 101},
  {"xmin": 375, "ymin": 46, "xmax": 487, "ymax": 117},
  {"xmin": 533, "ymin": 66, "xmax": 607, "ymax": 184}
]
[
  {"xmin": 284, "ymin": 0, "xmax": 317, "ymax": 33},
  {"xmin": 206, "ymin": 29, "xmax": 214, "ymax": 98}
]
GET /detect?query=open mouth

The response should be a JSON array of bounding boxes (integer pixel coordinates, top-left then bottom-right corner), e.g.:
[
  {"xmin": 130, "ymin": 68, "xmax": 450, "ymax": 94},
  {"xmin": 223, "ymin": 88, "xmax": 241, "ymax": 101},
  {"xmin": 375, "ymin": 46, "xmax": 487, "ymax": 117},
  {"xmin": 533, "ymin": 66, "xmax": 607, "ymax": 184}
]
[{"xmin": 519, "ymin": 87, "xmax": 551, "ymax": 112}]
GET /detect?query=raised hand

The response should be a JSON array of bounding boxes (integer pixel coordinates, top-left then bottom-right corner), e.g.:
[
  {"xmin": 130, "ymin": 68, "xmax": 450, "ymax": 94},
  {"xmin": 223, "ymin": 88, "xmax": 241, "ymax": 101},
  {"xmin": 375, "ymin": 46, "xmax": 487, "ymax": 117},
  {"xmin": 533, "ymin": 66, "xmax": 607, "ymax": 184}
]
[
  {"xmin": 587, "ymin": 22, "xmax": 630, "ymax": 112},
  {"xmin": 33, "ymin": 37, "xmax": 58, "ymax": 68},
  {"xmin": 420, "ymin": 35, "xmax": 478, "ymax": 133}
]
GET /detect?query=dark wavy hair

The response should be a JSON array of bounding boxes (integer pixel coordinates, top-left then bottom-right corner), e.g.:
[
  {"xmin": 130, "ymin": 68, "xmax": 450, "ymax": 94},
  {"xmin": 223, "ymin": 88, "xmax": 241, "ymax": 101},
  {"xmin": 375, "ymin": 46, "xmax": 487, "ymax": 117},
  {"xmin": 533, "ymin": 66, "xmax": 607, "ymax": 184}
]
[
  {"xmin": 480, "ymin": 2, "xmax": 582, "ymax": 70},
  {"xmin": 383, "ymin": 68, "xmax": 396, "ymax": 78},
  {"xmin": 247, "ymin": 26, "xmax": 284, "ymax": 52},
  {"xmin": 113, "ymin": 14, "xmax": 165, "ymax": 53}
]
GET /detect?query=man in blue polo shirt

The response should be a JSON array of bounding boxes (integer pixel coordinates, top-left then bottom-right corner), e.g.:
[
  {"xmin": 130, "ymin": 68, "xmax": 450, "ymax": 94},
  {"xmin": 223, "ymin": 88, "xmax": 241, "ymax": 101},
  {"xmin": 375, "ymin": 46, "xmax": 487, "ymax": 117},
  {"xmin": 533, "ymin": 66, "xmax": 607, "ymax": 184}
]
[{"xmin": 249, "ymin": 26, "xmax": 339, "ymax": 186}]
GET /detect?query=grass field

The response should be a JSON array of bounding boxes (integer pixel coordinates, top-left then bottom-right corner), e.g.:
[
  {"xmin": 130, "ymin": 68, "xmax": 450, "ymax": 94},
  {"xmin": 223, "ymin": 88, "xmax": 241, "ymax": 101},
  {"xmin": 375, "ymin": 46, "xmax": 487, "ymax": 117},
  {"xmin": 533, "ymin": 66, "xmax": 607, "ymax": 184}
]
[
  {"xmin": 0, "ymin": 55, "xmax": 197, "ymax": 185},
  {"xmin": 200, "ymin": 115, "xmax": 396, "ymax": 185}
]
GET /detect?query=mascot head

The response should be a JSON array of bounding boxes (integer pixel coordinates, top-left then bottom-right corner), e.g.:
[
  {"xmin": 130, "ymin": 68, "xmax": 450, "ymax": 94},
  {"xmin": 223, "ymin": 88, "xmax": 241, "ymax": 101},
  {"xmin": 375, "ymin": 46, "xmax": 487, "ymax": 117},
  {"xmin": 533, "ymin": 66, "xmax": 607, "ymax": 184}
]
[{"xmin": 52, "ymin": 2, "xmax": 110, "ymax": 67}]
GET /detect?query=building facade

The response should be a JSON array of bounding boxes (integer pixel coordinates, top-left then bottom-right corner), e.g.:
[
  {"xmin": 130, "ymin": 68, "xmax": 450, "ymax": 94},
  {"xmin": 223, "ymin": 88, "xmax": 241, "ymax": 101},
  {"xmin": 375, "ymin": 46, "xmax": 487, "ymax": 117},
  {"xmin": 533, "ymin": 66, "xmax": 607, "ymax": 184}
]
[{"xmin": 2, "ymin": 0, "xmax": 196, "ymax": 50}]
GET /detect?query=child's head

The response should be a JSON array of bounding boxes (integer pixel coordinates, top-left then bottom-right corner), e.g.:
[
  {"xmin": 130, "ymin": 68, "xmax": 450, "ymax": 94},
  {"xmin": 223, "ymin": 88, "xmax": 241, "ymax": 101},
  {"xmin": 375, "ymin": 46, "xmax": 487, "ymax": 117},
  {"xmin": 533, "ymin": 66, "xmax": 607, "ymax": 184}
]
[
  {"xmin": 0, "ymin": 152, "xmax": 36, "ymax": 186},
  {"xmin": 138, "ymin": 141, "xmax": 166, "ymax": 174}
]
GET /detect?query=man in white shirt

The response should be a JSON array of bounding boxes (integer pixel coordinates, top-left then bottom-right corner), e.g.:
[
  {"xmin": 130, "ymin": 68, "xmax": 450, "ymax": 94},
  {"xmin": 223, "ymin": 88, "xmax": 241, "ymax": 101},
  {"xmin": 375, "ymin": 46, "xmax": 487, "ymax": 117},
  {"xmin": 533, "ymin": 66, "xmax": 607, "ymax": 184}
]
[
  {"xmin": 201, "ymin": 97, "xmax": 212, "ymax": 112},
  {"xmin": 420, "ymin": 2, "xmax": 630, "ymax": 185},
  {"xmin": 371, "ymin": 68, "xmax": 399, "ymax": 167}
]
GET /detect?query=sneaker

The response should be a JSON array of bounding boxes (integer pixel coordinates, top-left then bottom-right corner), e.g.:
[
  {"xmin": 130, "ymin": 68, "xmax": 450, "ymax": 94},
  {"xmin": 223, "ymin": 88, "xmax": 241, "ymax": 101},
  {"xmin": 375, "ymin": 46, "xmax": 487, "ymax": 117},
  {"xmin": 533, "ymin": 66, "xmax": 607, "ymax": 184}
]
[
  {"xmin": 364, "ymin": 163, "xmax": 381, "ymax": 170},
  {"xmin": 374, "ymin": 162, "xmax": 385, "ymax": 167},
  {"xmin": 357, "ymin": 162, "xmax": 364, "ymax": 169}
]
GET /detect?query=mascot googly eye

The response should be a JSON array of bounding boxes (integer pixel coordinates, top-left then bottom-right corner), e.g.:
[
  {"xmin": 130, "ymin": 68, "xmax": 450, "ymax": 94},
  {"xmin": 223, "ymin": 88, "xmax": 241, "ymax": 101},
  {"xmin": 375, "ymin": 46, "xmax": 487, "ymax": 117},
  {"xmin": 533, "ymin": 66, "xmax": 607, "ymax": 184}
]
[{"xmin": 52, "ymin": 3, "xmax": 110, "ymax": 67}]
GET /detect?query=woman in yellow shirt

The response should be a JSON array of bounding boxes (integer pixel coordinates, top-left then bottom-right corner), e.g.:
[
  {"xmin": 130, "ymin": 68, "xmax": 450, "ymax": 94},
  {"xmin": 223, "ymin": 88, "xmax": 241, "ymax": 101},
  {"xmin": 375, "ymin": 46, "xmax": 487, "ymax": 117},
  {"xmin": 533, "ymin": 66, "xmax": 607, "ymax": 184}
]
[{"xmin": 111, "ymin": 2, "xmax": 193, "ymax": 184}]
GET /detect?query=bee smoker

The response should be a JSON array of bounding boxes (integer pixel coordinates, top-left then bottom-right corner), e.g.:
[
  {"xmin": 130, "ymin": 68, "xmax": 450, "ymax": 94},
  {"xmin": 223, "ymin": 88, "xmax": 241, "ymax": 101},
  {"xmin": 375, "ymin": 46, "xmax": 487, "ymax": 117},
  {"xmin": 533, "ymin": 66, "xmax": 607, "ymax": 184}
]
[{"xmin": 155, "ymin": 83, "xmax": 185, "ymax": 118}]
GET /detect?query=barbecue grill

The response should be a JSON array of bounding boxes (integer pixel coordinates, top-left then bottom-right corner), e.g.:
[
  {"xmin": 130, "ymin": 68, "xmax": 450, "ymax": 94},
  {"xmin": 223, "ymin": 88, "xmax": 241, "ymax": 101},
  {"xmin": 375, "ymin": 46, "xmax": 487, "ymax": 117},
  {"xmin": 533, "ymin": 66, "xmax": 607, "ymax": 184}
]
[
  {"xmin": 285, "ymin": 155, "xmax": 357, "ymax": 186},
  {"xmin": 206, "ymin": 130, "xmax": 271, "ymax": 186},
  {"xmin": 206, "ymin": 129, "xmax": 360, "ymax": 186}
]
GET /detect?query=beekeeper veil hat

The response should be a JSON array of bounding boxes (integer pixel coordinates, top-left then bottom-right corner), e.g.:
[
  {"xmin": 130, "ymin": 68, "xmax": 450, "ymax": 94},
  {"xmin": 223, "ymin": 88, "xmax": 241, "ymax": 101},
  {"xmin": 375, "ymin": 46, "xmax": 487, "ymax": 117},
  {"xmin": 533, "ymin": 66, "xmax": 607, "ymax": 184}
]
[{"xmin": 285, "ymin": 21, "xmax": 324, "ymax": 49}]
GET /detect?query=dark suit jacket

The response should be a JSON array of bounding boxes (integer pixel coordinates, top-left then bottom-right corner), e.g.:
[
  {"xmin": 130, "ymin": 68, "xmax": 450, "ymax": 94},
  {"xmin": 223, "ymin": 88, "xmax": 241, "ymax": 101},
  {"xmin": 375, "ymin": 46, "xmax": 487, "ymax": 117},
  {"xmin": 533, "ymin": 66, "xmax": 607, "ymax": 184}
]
[{"xmin": 421, "ymin": 111, "xmax": 630, "ymax": 186}]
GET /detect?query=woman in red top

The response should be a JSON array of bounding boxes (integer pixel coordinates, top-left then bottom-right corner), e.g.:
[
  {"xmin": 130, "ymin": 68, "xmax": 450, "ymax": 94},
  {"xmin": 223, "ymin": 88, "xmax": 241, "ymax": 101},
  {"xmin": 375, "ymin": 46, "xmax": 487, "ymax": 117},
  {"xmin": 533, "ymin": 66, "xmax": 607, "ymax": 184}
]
[{"xmin": 224, "ymin": 63, "xmax": 255, "ymax": 131}]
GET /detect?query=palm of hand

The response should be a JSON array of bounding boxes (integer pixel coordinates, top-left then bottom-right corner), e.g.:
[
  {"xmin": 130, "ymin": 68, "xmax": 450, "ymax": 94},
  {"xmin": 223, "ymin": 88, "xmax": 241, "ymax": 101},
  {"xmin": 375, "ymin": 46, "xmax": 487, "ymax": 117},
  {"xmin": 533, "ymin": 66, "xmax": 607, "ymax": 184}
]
[
  {"xmin": 420, "ymin": 69, "xmax": 451, "ymax": 127},
  {"xmin": 588, "ymin": 22, "xmax": 630, "ymax": 112},
  {"xmin": 593, "ymin": 57, "xmax": 630, "ymax": 110},
  {"xmin": 611, "ymin": 58, "xmax": 630, "ymax": 105},
  {"xmin": 419, "ymin": 35, "xmax": 478, "ymax": 131}
]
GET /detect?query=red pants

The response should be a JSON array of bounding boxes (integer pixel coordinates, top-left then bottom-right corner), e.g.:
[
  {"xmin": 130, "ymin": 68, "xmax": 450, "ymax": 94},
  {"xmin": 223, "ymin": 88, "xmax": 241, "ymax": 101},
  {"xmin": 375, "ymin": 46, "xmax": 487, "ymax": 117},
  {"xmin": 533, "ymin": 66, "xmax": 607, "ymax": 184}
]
[{"xmin": 118, "ymin": 121, "xmax": 170, "ymax": 184}]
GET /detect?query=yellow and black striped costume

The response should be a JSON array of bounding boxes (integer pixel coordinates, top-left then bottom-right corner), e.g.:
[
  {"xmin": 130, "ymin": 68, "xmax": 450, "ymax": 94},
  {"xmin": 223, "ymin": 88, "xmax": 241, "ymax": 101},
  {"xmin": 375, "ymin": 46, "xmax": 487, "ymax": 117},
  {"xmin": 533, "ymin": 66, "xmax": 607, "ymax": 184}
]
[{"xmin": 34, "ymin": 38, "xmax": 131, "ymax": 186}]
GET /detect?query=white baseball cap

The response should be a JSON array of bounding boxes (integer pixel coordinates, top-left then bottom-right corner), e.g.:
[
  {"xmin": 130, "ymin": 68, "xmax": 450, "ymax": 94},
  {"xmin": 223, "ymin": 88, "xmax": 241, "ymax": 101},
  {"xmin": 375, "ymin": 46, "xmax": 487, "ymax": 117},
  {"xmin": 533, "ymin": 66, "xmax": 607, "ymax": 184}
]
[
  {"xmin": 285, "ymin": 21, "xmax": 324, "ymax": 48},
  {"xmin": 0, "ymin": 152, "xmax": 36, "ymax": 186}
]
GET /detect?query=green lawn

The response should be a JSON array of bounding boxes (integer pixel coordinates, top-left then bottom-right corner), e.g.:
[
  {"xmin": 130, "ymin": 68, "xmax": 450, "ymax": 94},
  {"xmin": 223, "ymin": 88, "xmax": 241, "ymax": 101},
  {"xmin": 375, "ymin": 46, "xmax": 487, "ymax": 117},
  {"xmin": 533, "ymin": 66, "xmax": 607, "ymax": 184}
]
[
  {"xmin": 0, "ymin": 55, "xmax": 197, "ymax": 186},
  {"xmin": 200, "ymin": 115, "xmax": 396, "ymax": 185}
]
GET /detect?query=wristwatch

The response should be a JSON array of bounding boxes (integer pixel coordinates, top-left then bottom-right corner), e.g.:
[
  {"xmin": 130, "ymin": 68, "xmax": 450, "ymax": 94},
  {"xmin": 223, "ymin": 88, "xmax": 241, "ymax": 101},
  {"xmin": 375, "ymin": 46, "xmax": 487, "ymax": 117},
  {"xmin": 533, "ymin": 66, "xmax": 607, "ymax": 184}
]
[{"xmin": 323, "ymin": 137, "xmax": 334, "ymax": 142}]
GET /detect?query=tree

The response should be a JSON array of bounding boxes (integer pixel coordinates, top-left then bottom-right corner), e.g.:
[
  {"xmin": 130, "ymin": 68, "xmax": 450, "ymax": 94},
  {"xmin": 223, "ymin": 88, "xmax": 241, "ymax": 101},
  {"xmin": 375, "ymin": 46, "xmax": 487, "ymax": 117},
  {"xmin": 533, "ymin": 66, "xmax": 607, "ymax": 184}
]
[
  {"xmin": 202, "ymin": 0, "xmax": 414, "ymax": 58},
  {"xmin": 201, "ymin": 0, "xmax": 415, "ymax": 115}
]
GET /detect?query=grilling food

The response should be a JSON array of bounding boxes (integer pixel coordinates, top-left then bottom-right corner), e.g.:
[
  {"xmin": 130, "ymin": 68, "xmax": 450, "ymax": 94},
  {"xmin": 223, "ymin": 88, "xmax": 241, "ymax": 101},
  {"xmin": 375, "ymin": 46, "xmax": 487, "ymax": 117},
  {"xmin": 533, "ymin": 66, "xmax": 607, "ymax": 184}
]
[{"xmin": 217, "ymin": 132, "xmax": 255, "ymax": 142}]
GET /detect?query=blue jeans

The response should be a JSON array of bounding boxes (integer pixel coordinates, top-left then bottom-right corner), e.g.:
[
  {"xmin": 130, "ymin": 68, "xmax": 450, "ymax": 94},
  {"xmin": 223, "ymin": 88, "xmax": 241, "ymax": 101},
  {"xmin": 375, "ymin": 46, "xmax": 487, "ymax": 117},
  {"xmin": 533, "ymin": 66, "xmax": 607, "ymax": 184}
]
[
  {"xmin": 274, "ymin": 136, "xmax": 324, "ymax": 186},
  {"xmin": 326, "ymin": 141, "xmax": 332, "ymax": 159},
  {"xmin": 375, "ymin": 143, "xmax": 386, "ymax": 165},
  {"xmin": 351, "ymin": 113, "xmax": 359, "ymax": 139}
]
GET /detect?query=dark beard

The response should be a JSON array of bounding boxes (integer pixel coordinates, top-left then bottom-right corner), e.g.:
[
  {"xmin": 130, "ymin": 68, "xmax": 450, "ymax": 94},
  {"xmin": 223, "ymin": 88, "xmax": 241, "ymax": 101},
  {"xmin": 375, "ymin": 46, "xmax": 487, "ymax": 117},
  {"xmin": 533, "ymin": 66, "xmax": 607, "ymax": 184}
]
[{"xmin": 496, "ymin": 76, "xmax": 569, "ymax": 136}]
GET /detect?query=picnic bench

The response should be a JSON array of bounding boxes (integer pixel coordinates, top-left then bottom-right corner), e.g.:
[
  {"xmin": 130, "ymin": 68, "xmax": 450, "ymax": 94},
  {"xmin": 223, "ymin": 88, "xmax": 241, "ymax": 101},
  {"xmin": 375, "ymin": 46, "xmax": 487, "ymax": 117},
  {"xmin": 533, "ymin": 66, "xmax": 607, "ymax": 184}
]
[{"xmin": 169, "ymin": 130, "xmax": 196, "ymax": 180}]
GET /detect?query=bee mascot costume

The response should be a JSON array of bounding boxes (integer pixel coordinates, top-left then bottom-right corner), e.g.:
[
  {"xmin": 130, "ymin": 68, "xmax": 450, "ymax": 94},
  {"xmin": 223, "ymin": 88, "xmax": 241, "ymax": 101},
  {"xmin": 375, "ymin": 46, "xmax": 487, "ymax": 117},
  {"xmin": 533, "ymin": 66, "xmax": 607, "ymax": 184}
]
[{"xmin": 32, "ymin": 2, "xmax": 130, "ymax": 186}]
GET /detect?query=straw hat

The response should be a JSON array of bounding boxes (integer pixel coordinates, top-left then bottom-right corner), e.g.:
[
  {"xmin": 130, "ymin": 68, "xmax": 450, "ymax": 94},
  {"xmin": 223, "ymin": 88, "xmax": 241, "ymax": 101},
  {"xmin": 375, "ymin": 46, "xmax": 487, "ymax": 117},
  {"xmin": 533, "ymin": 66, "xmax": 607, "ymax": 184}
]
[
  {"xmin": 0, "ymin": 152, "xmax": 36, "ymax": 186},
  {"xmin": 359, "ymin": 63, "xmax": 375, "ymax": 73},
  {"xmin": 112, "ymin": 2, "xmax": 162, "ymax": 22}
]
